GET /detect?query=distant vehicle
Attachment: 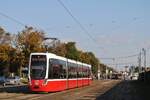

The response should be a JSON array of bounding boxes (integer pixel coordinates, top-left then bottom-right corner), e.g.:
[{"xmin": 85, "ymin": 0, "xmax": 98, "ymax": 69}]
[
  {"xmin": 5, "ymin": 76, "xmax": 20, "ymax": 85},
  {"xmin": 131, "ymin": 75, "xmax": 138, "ymax": 80},
  {"xmin": 130, "ymin": 73, "xmax": 139, "ymax": 80},
  {"xmin": 111, "ymin": 74, "xmax": 119, "ymax": 79},
  {"xmin": 0, "ymin": 76, "xmax": 6, "ymax": 86},
  {"xmin": 111, "ymin": 73, "xmax": 122, "ymax": 80}
]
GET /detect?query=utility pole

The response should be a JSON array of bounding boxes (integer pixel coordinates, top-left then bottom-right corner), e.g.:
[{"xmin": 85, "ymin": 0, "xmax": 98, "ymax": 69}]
[
  {"xmin": 112, "ymin": 58, "xmax": 117, "ymax": 72},
  {"xmin": 105, "ymin": 65, "xmax": 108, "ymax": 80},
  {"xmin": 142, "ymin": 48, "xmax": 146, "ymax": 81},
  {"xmin": 97, "ymin": 64, "xmax": 101, "ymax": 80},
  {"xmin": 142, "ymin": 48, "xmax": 146, "ymax": 70},
  {"xmin": 138, "ymin": 52, "xmax": 142, "ymax": 73},
  {"xmin": 100, "ymin": 58, "xmax": 115, "ymax": 80}
]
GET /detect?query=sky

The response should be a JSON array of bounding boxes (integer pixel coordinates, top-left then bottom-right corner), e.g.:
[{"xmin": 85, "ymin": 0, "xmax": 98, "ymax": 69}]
[{"xmin": 0, "ymin": 0, "xmax": 150, "ymax": 70}]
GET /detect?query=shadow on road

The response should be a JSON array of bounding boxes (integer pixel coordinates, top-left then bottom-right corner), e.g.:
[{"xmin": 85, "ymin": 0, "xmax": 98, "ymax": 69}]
[
  {"xmin": 0, "ymin": 85, "xmax": 30, "ymax": 94},
  {"xmin": 96, "ymin": 80, "xmax": 150, "ymax": 100}
]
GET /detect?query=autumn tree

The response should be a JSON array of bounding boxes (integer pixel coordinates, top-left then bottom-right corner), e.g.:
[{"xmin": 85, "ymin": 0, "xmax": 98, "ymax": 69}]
[
  {"xmin": 0, "ymin": 27, "xmax": 12, "ymax": 76},
  {"xmin": 16, "ymin": 27, "xmax": 45, "ymax": 76},
  {"xmin": 17, "ymin": 27, "xmax": 45, "ymax": 57},
  {"xmin": 50, "ymin": 43, "xmax": 67, "ymax": 57}
]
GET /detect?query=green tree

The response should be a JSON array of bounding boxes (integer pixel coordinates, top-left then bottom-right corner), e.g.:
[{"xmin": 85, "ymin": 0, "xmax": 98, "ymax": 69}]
[
  {"xmin": 65, "ymin": 42, "xmax": 79, "ymax": 60},
  {"xmin": 87, "ymin": 52, "xmax": 99, "ymax": 75}
]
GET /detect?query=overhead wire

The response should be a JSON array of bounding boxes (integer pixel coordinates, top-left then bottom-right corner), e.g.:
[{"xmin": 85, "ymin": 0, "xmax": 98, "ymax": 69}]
[
  {"xmin": 105, "ymin": 62, "xmax": 137, "ymax": 65},
  {"xmin": 114, "ymin": 53, "xmax": 139, "ymax": 59},
  {"xmin": 0, "ymin": 12, "xmax": 26, "ymax": 27},
  {"xmin": 0, "ymin": 3, "xmax": 145, "ymax": 63},
  {"xmin": 0, "ymin": 11, "xmax": 46, "ymax": 33},
  {"xmin": 57, "ymin": 0, "xmax": 105, "ymax": 50},
  {"xmin": 100, "ymin": 53, "xmax": 138, "ymax": 60},
  {"xmin": 57, "ymin": 0, "xmax": 144, "ymax": 60}
]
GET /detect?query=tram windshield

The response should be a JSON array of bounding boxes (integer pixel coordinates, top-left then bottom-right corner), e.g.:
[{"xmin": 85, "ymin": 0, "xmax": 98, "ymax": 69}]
[{"xmin": 30, "ymin": 55, "xmax": 47, "ymax": 79}]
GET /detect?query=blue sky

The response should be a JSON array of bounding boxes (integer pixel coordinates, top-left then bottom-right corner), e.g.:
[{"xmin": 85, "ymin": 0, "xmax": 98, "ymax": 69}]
[{"xmin": 0, "ymin": 0, "xmax": 150, "ymax": 70}]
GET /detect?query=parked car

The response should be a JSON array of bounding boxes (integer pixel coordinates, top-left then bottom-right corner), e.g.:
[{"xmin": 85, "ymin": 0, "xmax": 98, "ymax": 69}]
[
  {"xmin": 0, "ymin": 76, "xmax": 6, "ymax": 86},
  {"xmin": 131, "ymin": 75, "xmax": 138, "ymax": 80},
  {"xmin": 5, "ymin": 76, "xmax": 20, "ymax": 85}
]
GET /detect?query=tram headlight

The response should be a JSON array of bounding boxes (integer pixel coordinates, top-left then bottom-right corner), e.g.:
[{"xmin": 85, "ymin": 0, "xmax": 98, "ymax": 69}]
[
  {"xmin": 42, "ymin": 79, "xmax": 48, "ymax": 86},
  {"xmin": 34, "ymin": 80, "xmax": 39, "ymax": 86}
]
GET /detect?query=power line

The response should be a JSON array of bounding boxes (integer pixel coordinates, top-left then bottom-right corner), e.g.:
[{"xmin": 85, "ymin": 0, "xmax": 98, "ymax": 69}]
[
  {"xmin": 100, "ymin": 58, "xmax": 114, "ymax": 60},
  {"xmin": 105, "ymin": 62, "xmax": 137, "ymax": 65},
  {"xmin": 115, "ymin": 54, "xmax": 139, "ymax": 59},
  {"xmin": 57, "ymin": 0, "xmax": 105, "ymax": 50},
  {"xmin": 0, "ymin": 12, "xmax": 26, "ymax": 27},
  {"xmin": 57, "ymin": 0, "xmax": 143, "ymax": 59},
  {"xmin": 100, "ymin": 53, "xmax": 138, "ymax": 60},
  {"xmin": 0, "ymin": 12, "xmax": 46, "ymax": 33},
  {"xmin": 0, "ymin": 3, "xmax": 143, "ymax": 61},
  {"xmin": 57, "ymin": 0, "xmax": 149, "ymax": 68}
]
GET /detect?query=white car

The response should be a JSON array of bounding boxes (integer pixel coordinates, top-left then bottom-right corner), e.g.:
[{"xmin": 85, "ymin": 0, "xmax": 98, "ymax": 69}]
[
  {"xmin": 132, "ymin": 76, "xmax": 138, "ymax": 80},
  {"xmin": 5, "ymin": 76, "xmax": 20, "ymax": 85}
]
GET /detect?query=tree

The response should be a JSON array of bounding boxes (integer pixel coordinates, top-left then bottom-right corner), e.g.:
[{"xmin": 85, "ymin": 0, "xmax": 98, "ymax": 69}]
[
  {"xmin": 16, "ymin": 26, "xmax": 45, "ymax": 76},
  {"xmin": 17, "ymin": 27, "xmax": 45, "ymax": 57},
  {"xmin": 65, "ymin": 42, "xmax": 79, "ymax": 60},
  {"xmin": 50, "ymin": 43, "xmax": 67, "ymax": 57},
  {"xmin": 87, "ymin": 52, "xmax": 99, "ymax": 75},
  {"xmin": 0, "ymin": 26, "xmax": 103, "ymax": 77},
  {"xmin": 0, "ymin": 27, "xmax": 12, "ymax": 76}
]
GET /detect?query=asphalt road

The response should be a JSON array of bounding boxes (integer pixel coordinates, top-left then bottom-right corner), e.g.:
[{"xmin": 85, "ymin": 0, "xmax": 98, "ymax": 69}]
[
  {"xmin": 0, "ymin": 80, "xmax": 120, "ymax": 100},
  {"xmin": 0, "ymin": 80, "xmax": 149, "ymax": 100}
]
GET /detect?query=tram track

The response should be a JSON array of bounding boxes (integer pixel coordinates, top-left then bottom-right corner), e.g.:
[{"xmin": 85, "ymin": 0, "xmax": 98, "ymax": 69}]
[
  {"xmin": 0, "ymin": 80, "xmax": 121, "ymax": 100},
  {"xmin": 35, "ymin": 80, "xmax": 121, "ymax": 100}
]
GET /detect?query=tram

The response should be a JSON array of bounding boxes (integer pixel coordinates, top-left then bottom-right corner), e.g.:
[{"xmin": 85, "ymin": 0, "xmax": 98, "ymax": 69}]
[{"xmin": 28, "ymin": 53, "xmax": 92, "ymax": 92}]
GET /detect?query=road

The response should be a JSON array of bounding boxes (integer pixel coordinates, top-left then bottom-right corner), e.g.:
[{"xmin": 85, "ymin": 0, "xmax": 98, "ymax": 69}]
[
  {"xmin": 0, "ymin": 80, "xmax": 149, "ymax": 100},
  {"xmin": 0, "ymin": 80, "xmax": 119, "ymax": 100}
]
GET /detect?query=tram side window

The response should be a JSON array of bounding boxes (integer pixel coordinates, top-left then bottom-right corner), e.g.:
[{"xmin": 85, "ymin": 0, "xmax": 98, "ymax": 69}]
[
  {"xmin": 58, "ymin": 60, "xmax": 67, "ymax": 79},
  {"xmin": 82, "ymin": 66, "xmax": 89, "ymax": 78},
  {"xmin": 86, "ymin": 67, "xmax": 89, "ymax": 77},
  {"xmin": 48, "ymin": 59, "xmax": 66, "ymax": 79},
  {"xmin": 77, "ymin": 65, "xmax": 82, "ymax": 78},
  {"xmin": 73, "ymin": 63, "xmax": 77, "ymax": 78},
  {"xmin": 82, "ymin": 66, "xmax": 85, "ymax": 77},
  {"xmin": 68, "ymin": 62, "xmax": 77, "ymax": 78},
  {"xmin": 85, "ymin": 67, "xmax": 88, "ymax": 78},
  {"xmin": 68, "ymin": 63, "xmax": 72, "ymax": 78},
  {"xmin": 88, "ymin": 67, "xmax": 91, "ymax": 77}
]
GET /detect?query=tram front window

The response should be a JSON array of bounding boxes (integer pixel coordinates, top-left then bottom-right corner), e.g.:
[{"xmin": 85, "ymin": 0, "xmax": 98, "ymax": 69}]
[{"xmin": 30, "ymin": 55, "xmax": 47, "ymax": 79}]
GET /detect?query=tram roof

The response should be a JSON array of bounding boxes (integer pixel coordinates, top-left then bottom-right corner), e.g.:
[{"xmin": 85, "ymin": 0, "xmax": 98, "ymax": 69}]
[{"xmin": 30, "ymin": 52, "xmax": 91, "ymax": 67}]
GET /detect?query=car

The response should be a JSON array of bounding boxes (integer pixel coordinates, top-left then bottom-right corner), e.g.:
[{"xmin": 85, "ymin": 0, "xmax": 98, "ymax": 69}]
[
  {"xmin": 131, "ymin": 75, "xmax": 138, "ymax": 80},
  {"xmin": 5, "ymin": 76, "xmax": 20, "ymax": 85},
  {"xmin": 111, "ymin": 74, "xmax": 119, "ymax": 79},
  {"xmin": 0, "ymin": 76, "xmax": 6, "ymax": 86}
]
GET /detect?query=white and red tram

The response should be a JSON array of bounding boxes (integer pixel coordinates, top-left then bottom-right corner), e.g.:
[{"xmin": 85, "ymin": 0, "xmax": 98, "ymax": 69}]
[{"xmin": 28, "ymin": 53, "xmax": 92, "ymax": 92}]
